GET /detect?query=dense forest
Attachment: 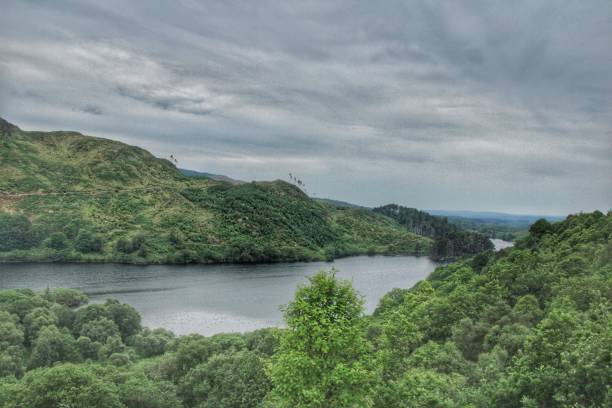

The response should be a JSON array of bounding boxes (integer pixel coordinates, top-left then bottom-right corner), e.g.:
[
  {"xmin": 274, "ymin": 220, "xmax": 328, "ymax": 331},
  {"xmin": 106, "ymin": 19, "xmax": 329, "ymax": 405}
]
[
  {"xmin": 374, "ymin": 204, "xmax": 494, "ymax": 260},
  {"xmin": 1, "ymin": 211, "xmax": 609, "ymax": 407},
  {"xmin": 0, "ymin": 117, "xmax": 432, "ymax": 264}
]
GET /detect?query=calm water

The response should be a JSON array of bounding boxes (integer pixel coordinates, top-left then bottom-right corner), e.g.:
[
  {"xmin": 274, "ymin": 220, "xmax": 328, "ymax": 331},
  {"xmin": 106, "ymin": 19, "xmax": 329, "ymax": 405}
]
[
  {"xmin": 0, "ymin": 256, "xmax": 438, "ymax": 336},
  {"xmin": 491, "ymin": 239, "xmax": 514, "ymax": 251}
]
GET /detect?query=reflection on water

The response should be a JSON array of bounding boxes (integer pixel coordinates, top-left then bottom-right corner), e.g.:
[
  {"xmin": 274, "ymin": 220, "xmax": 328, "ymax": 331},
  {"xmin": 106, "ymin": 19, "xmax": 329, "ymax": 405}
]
[{"xmin": 0, "ymin": 256, "xmax": 438, "ymax": 336}]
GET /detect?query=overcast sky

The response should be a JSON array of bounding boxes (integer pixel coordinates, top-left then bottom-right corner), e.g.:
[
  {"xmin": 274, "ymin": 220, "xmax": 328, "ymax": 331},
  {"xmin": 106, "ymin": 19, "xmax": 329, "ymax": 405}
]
[{"xmin": 1, "ymin": 1, "xmax": 610, "ymax": 215}]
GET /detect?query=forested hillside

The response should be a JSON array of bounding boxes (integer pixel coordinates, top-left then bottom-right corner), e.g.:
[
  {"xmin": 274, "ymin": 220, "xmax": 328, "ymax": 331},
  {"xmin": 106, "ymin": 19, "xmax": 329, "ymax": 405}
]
[
  {"xmin": 0, "ymin": 211, "xmax": 608, "ymax": 407},
  {"xmin": 0, "ymin": 118, "xmax": 431, "ymax": 263},
  {"xmin": 374, "ymin": 204, "xmax": 494, "ymax": 260}
]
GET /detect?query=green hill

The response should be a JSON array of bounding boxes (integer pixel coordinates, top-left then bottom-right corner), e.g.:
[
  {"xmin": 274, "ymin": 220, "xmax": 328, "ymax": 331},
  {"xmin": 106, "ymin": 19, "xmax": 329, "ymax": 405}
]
[{"xmin": 0, "ymin": 118, "xmax": 432, "ymax": 264}]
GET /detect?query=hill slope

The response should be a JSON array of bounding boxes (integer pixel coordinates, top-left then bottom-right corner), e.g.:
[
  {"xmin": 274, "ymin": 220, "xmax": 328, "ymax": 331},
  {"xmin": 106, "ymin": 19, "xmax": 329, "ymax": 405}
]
[
  {"xmin": 370, "ymin": 210, "xmax": 611, "ymax": 406},
  {"xmin": 0, "ymin": 118, "xmax": 432, "ymax": 264}
]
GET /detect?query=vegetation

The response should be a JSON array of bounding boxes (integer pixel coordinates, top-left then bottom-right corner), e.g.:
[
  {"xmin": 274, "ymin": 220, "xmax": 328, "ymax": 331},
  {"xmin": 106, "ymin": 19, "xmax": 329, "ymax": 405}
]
[
  {"xmin": 0, "ymin": 117, "xmax": 432, "ymax": 264},
  {"xmin": 1, "ymin": 211, "xmax": 609, "ymax": 407},
  {"xmin": 374, "ymin": 204, "xmax": 494, "ymax": 260},
  {"xmin": 444, "ymin": 216, "xmax": 531, "ymax": 242}
]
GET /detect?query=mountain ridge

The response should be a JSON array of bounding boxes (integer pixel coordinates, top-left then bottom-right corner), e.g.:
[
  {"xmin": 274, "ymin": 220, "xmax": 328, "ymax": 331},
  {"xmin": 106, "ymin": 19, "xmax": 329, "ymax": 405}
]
[{"xmin": 0, "ymin": 117, "xmax": 437, "ymax": 264}]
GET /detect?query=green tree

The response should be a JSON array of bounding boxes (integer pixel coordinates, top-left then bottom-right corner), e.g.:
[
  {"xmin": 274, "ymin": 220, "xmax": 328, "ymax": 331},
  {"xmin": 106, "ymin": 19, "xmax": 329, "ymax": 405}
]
[
  {"xmin": 80, "ymin": 317, "xmax": 120, "ymax": 343},
  {"xmin": 23, "ymin": 307, "xmax": 58, "ymax": 343},
  {"xmin": 29, "ymin": 325, "xmax": 80, "ymax": 368},
  {"xmin": 269, "ymin": 270, "xmax": 373, "ymax": 407},
  {"xmin": 11, "ymin": 364, "xmax": 123, "ymax": 408},
  {"xmin": 0, "ymin": 213, "xmax": 37, "ymax": 251},
  {"xmin": 44, "ymin": 231, "xmax": 69, "ymax": 250},
  {"xmin": 75, "ymin": 229, "xmax": 103, "ymax": 253},
  {"xmin": 47, "ymin": 288, "xmax": 88, "ymax": 308},
  {"xmin": 179, "ymin": 350, "xmax": 271, "ymax": 408},
  {"xmin": 105, "ymin": 298, "xmax": 142, "ymax": 339},
  {"xmin": 374, "ymin": 368, "xmax": 467, "ymax": 408},
  {"xmin": 118, "ymin": 370, "xmax": 181, "ymax": 408}
]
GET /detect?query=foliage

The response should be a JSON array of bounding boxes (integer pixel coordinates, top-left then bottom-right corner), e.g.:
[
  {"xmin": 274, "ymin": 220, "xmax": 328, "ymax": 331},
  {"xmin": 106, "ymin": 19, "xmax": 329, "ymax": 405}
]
[
  {"xmin": 374, "ymin": 204, "xmax": 493, "ymax": 260},
  {"xmin": 0, "ymin": 211, "xmax": 609, "ymax": 407},
  {"xmin": 269, "ymin": 270, "xmax": 373, "ymax": 407}
]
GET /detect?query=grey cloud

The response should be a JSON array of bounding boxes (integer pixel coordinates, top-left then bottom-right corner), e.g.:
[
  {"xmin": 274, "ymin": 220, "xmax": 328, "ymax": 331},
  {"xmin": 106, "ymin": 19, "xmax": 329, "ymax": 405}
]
[{"xmin": 0, "ymin": 0, "xmax": 610, "ymax": 214}]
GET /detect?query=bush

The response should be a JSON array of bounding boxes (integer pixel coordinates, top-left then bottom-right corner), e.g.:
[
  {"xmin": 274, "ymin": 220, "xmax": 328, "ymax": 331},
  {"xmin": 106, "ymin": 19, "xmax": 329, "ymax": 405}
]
[{"xmin": 75, "ymin": 230, "xmax": 104, "ymax": 253}]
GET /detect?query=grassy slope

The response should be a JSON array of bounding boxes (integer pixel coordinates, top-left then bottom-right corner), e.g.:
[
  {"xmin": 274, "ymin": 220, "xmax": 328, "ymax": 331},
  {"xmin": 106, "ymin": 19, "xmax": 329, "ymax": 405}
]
[{"xmin": 0, "ymin": 118, "xmax": 431, "ymax": 264}]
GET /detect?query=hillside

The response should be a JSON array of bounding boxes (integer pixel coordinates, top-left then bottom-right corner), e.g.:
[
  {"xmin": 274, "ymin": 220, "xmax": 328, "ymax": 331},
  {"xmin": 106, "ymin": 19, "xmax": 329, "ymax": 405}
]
[
  {"xmin": 0, "ymin": 118, "xmax": 432, "ymax": 264},
  {"xmin": 368, "ymin": 210, "xmax": 612, "ymax": 407},
  {"xmin": 179, "ymin": 168, "xmax": 244, "ymax": 185}
]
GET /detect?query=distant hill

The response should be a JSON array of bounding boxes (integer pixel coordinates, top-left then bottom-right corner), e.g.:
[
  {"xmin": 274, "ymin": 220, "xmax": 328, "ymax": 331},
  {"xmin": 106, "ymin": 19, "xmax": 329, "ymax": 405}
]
[
  {"xmin": 0, "ymin": 117, "xmax": 433, "ymax": 264},
  {"xmin": 313, "ymin": 198, "xmax": 365, "ymax": 209},
  {"xmin": 179, "ymin": 168, "xmax": 244, "ymax": 185},
  {"xmin": 427, "ymin": 210, "xmax": 564, "ymax": 223},
  {"xmin": 427, "ymin": 210, "xmax": 565, "ymax": 242}
]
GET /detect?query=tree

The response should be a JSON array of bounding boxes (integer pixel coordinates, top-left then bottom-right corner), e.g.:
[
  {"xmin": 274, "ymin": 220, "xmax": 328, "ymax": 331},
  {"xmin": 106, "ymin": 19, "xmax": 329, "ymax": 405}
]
[
  {"xmin": 269, "ymin": 270, "xmax": 373, "ymax": 407},
  {"xmin": 0, "ymin": 311, "xmax": 24, "ymax": 348},
  {"xmin": 75, "ymin": 229, "xmax": 103, "ymax": 253},
  {"xmin": 0, "ymin": 213, "xmax": 37, "ymax": 251},
  {"xmin": 130, "ymin": 328, "xmax": 174, "ymax": 358},
  {"xmin": 179, "ymin": 350, "xmax": 271, "ymax": 408},
  {"xmin": 10, "ymin": 364, "xmax": 123, "ymax": 408},
  {"xmin": 28, "ymin": 325, "xmax": 80, "ymax": 368},
  {"xmin": 80, "ymin": 317, "xmax": 120, "ymax": 343},
  {"xmin": 44, "ymin": 232, "xmax": 69, "ymax": 250},
  {"xmin": 23, "ymin": 307, "xmax": 58, "ymax": 343},
  {"xmin": 47, "ymin": 288, "xmax": 88, "ymax": 308},
  {"xmin": 117, "ymin": 370, "xmax": 181, "ymax": 408},
  {"xmin": 105, "ymin": 299, "xmax": 142, "ymax": 340},
  {"xmin": 528, "ymin": 218, "xmax": 552, "ymax": 241},
  {"xmin": 374, "ymin": 368, "xmax": 467, "ymax": 408}
]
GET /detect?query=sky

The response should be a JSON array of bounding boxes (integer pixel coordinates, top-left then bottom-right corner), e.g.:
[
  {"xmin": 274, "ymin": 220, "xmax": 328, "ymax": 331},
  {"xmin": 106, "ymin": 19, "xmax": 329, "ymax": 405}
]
[{"xmin": 1, "ymin": 1, "xmax": 610, "ymax": 215}]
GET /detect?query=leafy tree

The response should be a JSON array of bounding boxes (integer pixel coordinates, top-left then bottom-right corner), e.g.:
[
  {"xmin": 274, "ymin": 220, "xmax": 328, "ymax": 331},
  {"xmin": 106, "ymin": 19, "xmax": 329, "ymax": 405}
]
[
  {"xmin": 0, "ymin": 213, "xmax": 37, "ymax": 251},
  {"xmin": 77, "ymin": 336, "xmax": 102, "ymax": 360},
  {"xmin": 269, "ymin": 270, "xmax": 373, "ymax": 407},
  {"xmin": 374, "ymin": 368, "xmax": 467, "ymax": 408},
  {"xmin": 23, "ymin": 307, "xmax": 58, "ymax": 343},
  {"xmin": 75, "ymin": 229, "xmax": 104, "ymax": 253},
  {"xmin": 73, "ymin": 304, "xmax": 112, "ymax": 335},
  {"xmin": 130, "ymin": 327, "xmax": 174, "ymax": 358},
  {"xmin": 47, "ymin": 288, "xmax": 88, "ymax": 308},
  {"xmin": 0, "ymin": 310, "xmax": 24, "ymax": 348},
  {"xmin": 105, "ymin": 298, "xmax": 142, "ymax": 339},
  {"xmin": 529, "ymin": 218, "xmax": 552, "ymax": 239},
  {"xmin": 10, "ymin": 364, "xmax": 123, "ymax": 408},
  {"xmin": 179, "ymin": 350, "xmax": 271, "ymax": 408},
  {"xmin": 0, "ymin": 289, "xmax": 49, "ymax": 320},
  {"xmin": 0, "ymin": 345, "xmax": 24, "ymax": 378},
  {"xmin": 29, "ymin": 325, "xmax": 80, "ymax": 368},
  {"xmin": 80, "ymin": 317, "xmax": 121, "ymax": 343},
  {"xmin": 117, "ymin": 370, "xmax": 182, "ymax": 408},
  {"xmin": 44, "ymin": 231, "xmax": 69, "ymax": 250}
]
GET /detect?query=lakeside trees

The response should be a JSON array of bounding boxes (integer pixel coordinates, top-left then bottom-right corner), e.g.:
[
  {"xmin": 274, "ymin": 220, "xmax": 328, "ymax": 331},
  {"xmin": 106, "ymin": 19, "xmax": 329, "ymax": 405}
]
[
  {"xmin": 0, "ymin": 211, "xmax": 610, "ymax": 407},
  {"xmin": 373, "ymin": 204, "xmax": 494, "ymax": 260}
]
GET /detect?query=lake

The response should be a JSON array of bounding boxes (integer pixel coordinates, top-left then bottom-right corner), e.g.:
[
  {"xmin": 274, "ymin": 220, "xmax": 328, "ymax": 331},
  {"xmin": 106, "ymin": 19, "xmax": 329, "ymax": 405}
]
[
  {"xmin": 0, "ymin": 255, "xmax": 438, "ymax": 336},
  {"xmin": 491, "ymin": 238, "xmax": 514, "ymax": 251}
]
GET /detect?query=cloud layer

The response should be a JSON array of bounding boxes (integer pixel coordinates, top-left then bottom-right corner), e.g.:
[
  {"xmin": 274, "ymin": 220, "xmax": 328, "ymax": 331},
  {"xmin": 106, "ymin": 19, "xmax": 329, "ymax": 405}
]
[{"xmin": 1, "ymin": 0, "xmax": 610, "ymax": 214}]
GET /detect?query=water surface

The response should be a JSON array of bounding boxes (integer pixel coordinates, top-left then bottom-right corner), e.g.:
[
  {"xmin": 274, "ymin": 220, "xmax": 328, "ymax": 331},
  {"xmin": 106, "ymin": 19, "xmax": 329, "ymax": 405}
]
[
  {"xmin": 0, "ymin": 256, "xmax": 438, "ymax": 335},
  {"xmin": 491, "ymin": 239, "xmax": 514, "ymax": 251}
]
